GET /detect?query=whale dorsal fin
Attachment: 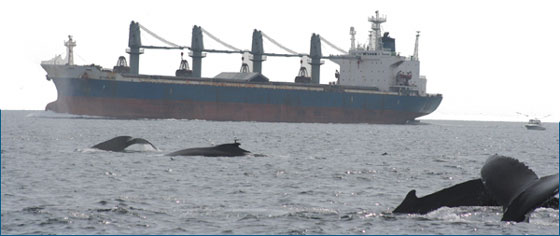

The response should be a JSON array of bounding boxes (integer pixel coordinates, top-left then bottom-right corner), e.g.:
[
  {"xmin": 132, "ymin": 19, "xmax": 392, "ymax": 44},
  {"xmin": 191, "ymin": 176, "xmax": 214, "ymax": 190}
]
[
  {"xmin": 392, "ymin": 190, "xmax": 418, "ymax": 213},
  {"xmin": 481, "ymin": 155, "xmax": 538, "ymax": 208}
]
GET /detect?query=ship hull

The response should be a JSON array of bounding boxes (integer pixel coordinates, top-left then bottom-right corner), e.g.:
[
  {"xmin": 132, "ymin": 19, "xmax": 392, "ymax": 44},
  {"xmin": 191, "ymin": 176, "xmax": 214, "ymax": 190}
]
[
  {"xmin": 524, "ymin": 124, "xmax": 546, "ymax": 131},
  {"xmin": 46, "ymin": 73, "xmax": 442, "ymax": 124}
]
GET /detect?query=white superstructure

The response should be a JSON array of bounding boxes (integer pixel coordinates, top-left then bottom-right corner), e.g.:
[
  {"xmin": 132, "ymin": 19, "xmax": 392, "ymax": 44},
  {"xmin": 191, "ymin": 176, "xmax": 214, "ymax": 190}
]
[{"xmin": 330, "ymin": 11, "xmax": 427, "ymax": 95}]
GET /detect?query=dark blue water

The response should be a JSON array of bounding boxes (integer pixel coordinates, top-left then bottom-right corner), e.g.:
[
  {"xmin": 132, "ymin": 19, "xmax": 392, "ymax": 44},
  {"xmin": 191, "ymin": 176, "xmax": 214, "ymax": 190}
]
[{"xmin": 1, "ymin": 110, "xmax": 558, "ymax": 234}]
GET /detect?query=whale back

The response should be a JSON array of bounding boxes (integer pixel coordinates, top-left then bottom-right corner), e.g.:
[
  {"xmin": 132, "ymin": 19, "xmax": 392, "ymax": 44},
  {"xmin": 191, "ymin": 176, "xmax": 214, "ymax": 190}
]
[
  {"xmin": 393, "ymin": 179, "xmax": 497, "ymax": 214},
  {"xmin": 213, "ymin": 143, "xmax": 250, "ymax": 156},
  {"xmin": 166, "ymin": 142, "xmax": 250, "ymax": 157}
]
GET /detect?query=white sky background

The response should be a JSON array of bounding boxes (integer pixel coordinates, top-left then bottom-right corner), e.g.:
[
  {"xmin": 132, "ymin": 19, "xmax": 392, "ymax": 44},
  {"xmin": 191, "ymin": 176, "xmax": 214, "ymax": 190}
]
[{"xmin": 0, "ymin": 0, "xmax": 558, "ymax": 122}]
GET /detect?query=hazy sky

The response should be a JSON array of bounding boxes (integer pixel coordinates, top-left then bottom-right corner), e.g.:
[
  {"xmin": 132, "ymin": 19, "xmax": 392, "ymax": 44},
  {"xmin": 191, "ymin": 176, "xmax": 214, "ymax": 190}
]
[{"xmin": 1, "ymin": 0, "xmax": 558, "ymax": 122}]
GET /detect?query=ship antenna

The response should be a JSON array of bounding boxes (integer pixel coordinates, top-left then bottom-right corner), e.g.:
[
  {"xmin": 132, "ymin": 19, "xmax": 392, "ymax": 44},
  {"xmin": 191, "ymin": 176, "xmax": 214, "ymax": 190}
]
[
  {"xmin": 350, "ymin": 27, "xmax": 356, "ymax": 51},
  {"xmin": 64, "ymin": 35, "xmax": 76, "ymax": 65},
  {"xmin": 413, "ymin": 31, "xmax": 420, "ymax": 61},
  {"xmin": 368, "ymin": 10, "xmax": 386, "ymax": 51}
]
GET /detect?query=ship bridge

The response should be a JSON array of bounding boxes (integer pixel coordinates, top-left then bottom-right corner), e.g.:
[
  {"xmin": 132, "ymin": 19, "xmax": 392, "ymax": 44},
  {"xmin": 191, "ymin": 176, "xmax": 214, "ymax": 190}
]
[{"xmin": 329, "ymin": 11, "xmax": 427, "ymax": 95}]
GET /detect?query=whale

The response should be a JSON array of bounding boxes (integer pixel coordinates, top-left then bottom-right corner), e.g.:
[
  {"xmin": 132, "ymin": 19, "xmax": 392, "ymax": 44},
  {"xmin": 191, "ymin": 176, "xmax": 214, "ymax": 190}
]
[
  {"xmin": 91, "ymin": 136, "xmax": 158, "ymax": 152},
  {"xmin": 166, "ymin": 142, "xmax": 250, "ymax": 157},
  {"xmin": 393, "ymin": 155, "xmax": 559, "ymax": 222}
]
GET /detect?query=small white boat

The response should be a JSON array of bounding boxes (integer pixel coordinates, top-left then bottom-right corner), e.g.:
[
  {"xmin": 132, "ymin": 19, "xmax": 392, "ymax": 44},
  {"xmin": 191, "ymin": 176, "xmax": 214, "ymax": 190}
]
[
  {"xmin": 517, "ymin": 112, "xmax": 549, "ymax": 131},
  {"xmin": 524, "ymin": 118, "xmax": 546, "ymax": 130}
]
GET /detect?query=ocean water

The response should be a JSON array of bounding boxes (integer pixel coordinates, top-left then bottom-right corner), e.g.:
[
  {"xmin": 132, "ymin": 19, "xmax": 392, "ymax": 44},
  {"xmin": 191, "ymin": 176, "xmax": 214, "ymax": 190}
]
[{"xmin": 1, "ymin": 110, "xmax": 558, "ymax": 235}]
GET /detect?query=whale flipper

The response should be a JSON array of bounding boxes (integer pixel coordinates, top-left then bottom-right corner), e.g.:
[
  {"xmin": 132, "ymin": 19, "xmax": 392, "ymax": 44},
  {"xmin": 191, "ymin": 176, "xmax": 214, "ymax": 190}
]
[
  {"xmin": 92, "ymin": 136, "xmax": 157, "ymax": 152},
  {"xmin": 393, "ymin": 179, "xmax": 497, "ymax": 214},
  {"xmin": 166, "ymin": 142, "xmax": 250, "ymax": 157},
  {"xmin": 481, "ymin": 155, "xmax": 559, "ymax": 222}
]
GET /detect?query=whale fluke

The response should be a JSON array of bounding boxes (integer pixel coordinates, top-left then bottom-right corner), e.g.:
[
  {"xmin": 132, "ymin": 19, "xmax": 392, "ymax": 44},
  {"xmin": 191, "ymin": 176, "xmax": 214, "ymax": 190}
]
[
  {"xmin": 166, "ymin": 142, "xmax": 250, "ymax": 157},
  {"xmin": 92, "ymin": 136, "xmax": 158, "ymax": 152},
  {"xmin": 502, "ymin": 173, "xmax": 559, "ymax": 222},
  {"xmin": 481, "ymin": 155, "xmax": 559, "ymax": 222},
  {"xmin": 394, "ymin": 155, "xmax": 559, "ymax": 220},
  {"xmin": 480, "ymin": 155, "xmax": 539, "ymax": 209}
]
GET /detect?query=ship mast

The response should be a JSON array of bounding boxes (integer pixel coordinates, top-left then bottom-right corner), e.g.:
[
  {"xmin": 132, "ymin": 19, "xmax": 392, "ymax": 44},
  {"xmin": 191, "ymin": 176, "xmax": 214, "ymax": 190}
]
[
  {"xmin": 368, "ymin": 10, "xmax": 386, "ymax": 51},
  {"xmin": 413, "ymin": 31, "xmax": 420, "ymax": 61},
  {"xmin": 350, "ymin": 27, "xmax": 356, "ymax": 51},
  {"xmin": 64, "ymin": 35, "xmax": 76, "ymax": 65}
]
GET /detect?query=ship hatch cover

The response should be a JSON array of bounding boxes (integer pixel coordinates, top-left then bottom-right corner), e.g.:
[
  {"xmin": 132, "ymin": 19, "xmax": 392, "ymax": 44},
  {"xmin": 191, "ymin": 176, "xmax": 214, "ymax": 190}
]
[{"xmin": 214, "ymin": 72, "xmax": 269, "ymax": 82}]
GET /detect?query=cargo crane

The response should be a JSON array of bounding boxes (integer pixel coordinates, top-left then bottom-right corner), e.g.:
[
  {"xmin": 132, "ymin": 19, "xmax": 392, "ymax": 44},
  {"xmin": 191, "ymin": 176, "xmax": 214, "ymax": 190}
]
[{"xmin": 123, "ymin": 22, "xmax": 350, "ymax": 84}]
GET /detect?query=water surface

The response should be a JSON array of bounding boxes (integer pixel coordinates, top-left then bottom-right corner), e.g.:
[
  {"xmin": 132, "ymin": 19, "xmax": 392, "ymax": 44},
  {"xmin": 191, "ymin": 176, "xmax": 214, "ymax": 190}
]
[{"xmin": 1, "ymin": 111, "xmax": 558, "ymax": 234}]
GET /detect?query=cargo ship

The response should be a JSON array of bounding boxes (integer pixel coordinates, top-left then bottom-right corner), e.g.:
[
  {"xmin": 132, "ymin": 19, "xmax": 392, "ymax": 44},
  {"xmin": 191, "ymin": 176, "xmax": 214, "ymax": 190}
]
[{"xmin": 41, "ymin": 11, "xmax": 442, "ymax": 124}]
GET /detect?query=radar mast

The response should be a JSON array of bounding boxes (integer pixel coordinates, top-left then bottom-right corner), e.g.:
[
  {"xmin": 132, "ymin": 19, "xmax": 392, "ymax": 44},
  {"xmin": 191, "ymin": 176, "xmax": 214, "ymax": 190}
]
[
  {"xmin": 350, "ymin": 27, "xmax": 356, "ymax": 51},
  {"xmin": 368, "ymin": 11, "xmax": 386, "ymax": 51}
]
